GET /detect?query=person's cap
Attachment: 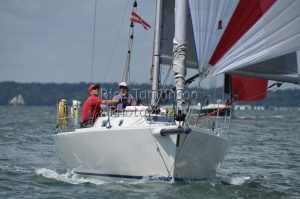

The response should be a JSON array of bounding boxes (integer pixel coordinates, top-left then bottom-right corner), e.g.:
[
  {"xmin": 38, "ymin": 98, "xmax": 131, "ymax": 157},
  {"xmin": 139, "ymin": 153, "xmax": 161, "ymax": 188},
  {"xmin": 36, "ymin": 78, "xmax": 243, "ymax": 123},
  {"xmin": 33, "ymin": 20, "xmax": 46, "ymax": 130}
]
[
  {"xmin": 88, "ymin": 83, "xmax": 100, "ymax": 92},
  {"xmin": 119, "ymin": 82, "xmax": 127, "ymax": 87}
]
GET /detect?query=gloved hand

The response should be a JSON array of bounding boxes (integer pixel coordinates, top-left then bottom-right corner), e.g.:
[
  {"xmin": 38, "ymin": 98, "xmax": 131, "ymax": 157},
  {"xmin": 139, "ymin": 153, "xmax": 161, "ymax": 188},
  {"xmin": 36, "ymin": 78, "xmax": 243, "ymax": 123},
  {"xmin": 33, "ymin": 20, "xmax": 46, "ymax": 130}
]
[
  {"xmin": 137, "ymin": 99, "xmax": 142, "ymax": 105},
  {"xmin": 118, "ymin": 97, "xmax": 128, "ymax": 103}
]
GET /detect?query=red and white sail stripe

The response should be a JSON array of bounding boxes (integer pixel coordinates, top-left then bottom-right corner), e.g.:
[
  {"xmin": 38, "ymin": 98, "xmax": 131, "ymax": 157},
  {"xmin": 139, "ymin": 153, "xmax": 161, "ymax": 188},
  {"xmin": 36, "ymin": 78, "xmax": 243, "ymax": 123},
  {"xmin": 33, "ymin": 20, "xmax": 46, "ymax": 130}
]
[{"xmin": 188, "ymin": 0, "xmax": 300, "ymax": 83}]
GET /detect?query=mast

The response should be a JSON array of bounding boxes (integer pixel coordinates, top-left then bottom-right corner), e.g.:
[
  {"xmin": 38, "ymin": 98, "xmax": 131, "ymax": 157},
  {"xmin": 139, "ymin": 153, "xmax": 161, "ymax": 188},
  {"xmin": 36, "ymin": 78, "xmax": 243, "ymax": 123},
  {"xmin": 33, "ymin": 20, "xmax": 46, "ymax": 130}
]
[{"xmin": 151, "ymin": 0, "xmax": 163, "ymax": 105}]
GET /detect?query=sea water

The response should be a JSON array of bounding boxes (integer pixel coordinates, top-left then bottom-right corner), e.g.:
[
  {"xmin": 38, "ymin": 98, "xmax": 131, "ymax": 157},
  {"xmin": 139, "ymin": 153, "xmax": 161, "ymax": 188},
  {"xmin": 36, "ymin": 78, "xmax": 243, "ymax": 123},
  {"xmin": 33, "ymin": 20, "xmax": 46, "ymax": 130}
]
[{"xmin": 0, "ymin": 106, "xmax": 299, "ymax": 199}]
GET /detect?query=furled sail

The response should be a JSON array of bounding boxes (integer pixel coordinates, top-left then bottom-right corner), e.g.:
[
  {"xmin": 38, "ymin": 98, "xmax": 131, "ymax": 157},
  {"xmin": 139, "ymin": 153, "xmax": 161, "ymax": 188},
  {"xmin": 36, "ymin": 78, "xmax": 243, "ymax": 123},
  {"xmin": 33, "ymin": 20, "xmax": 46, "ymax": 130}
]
[
  {"xmin": 160, "ymin": 0, "xmax": 198, "ymax": 69},
  {"xmin": 173, "ymin": 0, "xmax": 188, "ymax": 108},
  {"xmin": 156, "ymin": 0, "xmax": 198, "ymax": 113},
  {"xmin": 188, "ymin": 0, "xmax": 300, "ymax": 84}
]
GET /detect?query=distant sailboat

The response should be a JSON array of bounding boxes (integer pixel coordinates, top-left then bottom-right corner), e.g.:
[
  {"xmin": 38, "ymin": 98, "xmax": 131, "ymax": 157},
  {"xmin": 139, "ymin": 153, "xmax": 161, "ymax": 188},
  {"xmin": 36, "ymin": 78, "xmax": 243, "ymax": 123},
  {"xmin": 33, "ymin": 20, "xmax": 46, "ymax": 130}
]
[{"xmin": 9, "ymin": 94, "xmax": 25, "ymax": 106}]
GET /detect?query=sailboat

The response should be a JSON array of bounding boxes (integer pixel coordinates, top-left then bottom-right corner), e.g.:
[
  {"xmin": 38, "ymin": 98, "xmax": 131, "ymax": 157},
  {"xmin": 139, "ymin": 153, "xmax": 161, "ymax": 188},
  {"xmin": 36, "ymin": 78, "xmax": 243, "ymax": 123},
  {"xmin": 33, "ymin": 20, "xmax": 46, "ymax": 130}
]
[
  {"xmin": 9, "ymin": 94, "xmax": 25, "ymax": 106},
  {"xmin": 54, "ymin": 0, "xmax": 300, "ymax": 181}
]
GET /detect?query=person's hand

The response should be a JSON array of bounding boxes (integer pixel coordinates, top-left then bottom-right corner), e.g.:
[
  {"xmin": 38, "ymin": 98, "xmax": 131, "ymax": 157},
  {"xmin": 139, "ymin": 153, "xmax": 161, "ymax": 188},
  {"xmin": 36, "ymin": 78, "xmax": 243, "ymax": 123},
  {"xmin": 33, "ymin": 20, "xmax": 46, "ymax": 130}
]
[
  {"xmin": 118, "ymin": 97, "xmax": 128, "ymax": 103},
  {"xmin": 137, "ymin": 99, "xmax": 142, "ymax": 105}
]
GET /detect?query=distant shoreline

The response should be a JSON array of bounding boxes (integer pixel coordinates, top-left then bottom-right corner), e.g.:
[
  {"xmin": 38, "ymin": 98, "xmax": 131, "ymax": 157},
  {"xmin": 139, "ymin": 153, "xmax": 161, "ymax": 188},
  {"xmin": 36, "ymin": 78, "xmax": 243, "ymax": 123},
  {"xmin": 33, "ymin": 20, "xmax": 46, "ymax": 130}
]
[{"xmin": 0, "ymin": 81, "xmax": 299, "ymax": 107}]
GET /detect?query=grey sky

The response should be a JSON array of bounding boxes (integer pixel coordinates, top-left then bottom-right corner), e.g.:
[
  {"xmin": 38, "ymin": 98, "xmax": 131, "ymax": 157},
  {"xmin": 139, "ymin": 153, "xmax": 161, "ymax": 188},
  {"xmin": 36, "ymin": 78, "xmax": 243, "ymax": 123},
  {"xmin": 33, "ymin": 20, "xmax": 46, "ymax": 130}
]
[
  {"xmin": 0, "ymin": 0, "xmax": 156, "ymax": 84},
  {"xmin": 0, "ymin": 0, "xmax": 298, "ymax": 90}
]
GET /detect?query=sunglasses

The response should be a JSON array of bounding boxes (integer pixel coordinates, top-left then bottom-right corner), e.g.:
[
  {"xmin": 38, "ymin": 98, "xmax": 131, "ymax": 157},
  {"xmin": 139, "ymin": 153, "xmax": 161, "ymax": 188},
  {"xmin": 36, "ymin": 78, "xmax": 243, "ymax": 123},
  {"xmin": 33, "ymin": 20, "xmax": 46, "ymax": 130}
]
[{"xmin": 119, "ymin": 86, "xmax": 127, "ymax": 89}]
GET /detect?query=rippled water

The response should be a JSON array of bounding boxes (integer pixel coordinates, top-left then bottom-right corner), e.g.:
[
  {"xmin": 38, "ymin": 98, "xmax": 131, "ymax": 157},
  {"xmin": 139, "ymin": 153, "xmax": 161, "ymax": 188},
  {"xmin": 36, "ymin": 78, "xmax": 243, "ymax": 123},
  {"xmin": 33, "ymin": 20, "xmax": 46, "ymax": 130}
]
[{"xmin": 0, "ymin": 106, "xmax": 299, "ymax": 198}]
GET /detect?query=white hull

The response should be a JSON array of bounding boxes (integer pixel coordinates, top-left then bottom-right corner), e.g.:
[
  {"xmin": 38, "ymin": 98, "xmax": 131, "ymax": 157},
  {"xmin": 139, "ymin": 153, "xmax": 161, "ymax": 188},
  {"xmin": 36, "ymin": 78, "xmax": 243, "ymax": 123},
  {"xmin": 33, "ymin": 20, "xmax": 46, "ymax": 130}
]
[{"xmin": 54, "ymin": 107, "xmax": 229, "ymax": 181}]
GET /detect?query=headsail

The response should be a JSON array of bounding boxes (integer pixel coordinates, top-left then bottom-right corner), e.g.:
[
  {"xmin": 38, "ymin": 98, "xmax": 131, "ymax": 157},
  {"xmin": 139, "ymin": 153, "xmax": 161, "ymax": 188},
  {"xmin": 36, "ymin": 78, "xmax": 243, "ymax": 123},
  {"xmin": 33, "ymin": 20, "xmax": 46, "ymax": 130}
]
[
  {"xmin": 188, "ymin": 0, "xmax": 300, "ymax": 84},
  {"xmin": 156, "ymin": 0, "xmax": 299, "ymax": 112}
]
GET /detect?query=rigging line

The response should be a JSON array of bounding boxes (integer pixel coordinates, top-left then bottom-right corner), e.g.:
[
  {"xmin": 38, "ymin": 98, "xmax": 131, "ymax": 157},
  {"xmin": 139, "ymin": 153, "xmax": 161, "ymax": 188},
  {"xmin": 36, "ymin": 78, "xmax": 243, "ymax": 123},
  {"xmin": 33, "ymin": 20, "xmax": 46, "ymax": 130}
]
[
  {"xmin": 229, "ymin": 72, "xmax": 275, "ymax": 102},
  {"xmin": 191, "ymin": 105, "xmax": 230, "ymax": 125},
  {"xmin": 196, "ymin": 70, "xmax": 203, "ymax": 90},
  {"xmin": 128, "ymin": 113, "xmax": 145, "ymax": 126},
  {"xmin": 90, "ymin": 0, "xmax": 98, "ymax": 83},
  {"xmin": 169, "ymin": 133, "xmax": 189, "ymax": 174},
  {"xmin": 161, "ymin": 65, "xmax": 172, "ymax": 87},
  {"xmin": 123, "ymin": 0, "xmax": 137, "ymax": 83},
  {"xmin": 147, "ymin": 126, "xmax": 172, "ymax": 177},
  {"xmin": 153, "ymin": 65, "xmax": 172, "ymax": 107},
  {"xmin": 237, "ymin": 81, "xmax": 282, "ymax": 103},
  {"xmin": 122, "ymin": 20, "xmax": 135, "ymax": 82},
  {"xmin": 230, "ymin": 61, "xmax": 272, "ymax": 102},
  {"xmin": 103, "ymin": 0, "xmax": 131, "ymax": 82},
  {"xmin": 160, "ymin": 66, "xmax": 172, "ymax": 91}
]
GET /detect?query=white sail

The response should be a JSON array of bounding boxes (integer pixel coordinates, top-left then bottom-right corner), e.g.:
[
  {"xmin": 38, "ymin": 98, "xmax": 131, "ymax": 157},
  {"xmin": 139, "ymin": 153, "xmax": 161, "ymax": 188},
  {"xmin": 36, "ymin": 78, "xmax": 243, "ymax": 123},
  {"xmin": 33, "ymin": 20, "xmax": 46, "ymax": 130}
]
[
  {"xmin": 9, "ymin": 94, "xmax": 25, "ymax": 105},
  {"xmin": 9, "ymin": 96, "xmax": 18, "ymax": 105},
  {"xmin": 17, "ymin": 94, "xmax": 25, "ymax": 105},
  {"xmin": 188, "ymin": 0, "xmax": 300, "ymax": 84}
]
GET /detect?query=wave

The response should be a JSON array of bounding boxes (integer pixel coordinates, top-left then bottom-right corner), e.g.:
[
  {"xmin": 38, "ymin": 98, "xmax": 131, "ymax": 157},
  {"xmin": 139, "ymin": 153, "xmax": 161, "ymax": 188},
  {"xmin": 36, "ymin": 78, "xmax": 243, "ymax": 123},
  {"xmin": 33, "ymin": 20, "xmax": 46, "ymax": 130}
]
[
  {"xmin": 35, "ymin": 168, "xmax": 179, "ymax": 185},
  {"xmin": 221, "ymin": 176, "xmax": 251, "ymax": 185},
  {"xmin": 35, "ymin": 168, "xmax": 107, "ymax": 185},
  {"xmin": 234, "ymin": 116, "xmax": 256, "ymax": 120},
  {"xmin": 273, "ymin": 115, "xmax": 284, "ymax": 119},
  {"xmin": 234, "ymin": 115, "xmax": 285, "ymax": 120},
  {"xmin": 0, "ymin": 164, "xmax": 31, "ymax": 174}
]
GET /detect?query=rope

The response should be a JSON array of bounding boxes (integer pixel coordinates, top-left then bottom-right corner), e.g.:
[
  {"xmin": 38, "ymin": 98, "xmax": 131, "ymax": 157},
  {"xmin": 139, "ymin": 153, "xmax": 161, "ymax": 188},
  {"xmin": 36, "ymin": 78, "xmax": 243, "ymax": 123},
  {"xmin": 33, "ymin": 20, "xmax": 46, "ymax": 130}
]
[
  {"xmin": 148, "ymin": 126, "xmax": 172, "ymax": 177},
  {"xmin": 168, "ymin": 133, "xmax": 189, "ymax": 175},
  {"xmin": 235, "ymin": 81, "xmax": 282, "ymax": 102},
  {"xmin": 103, "ymin": 0, "xmax": 131, "ymax": 82},
  {"xmin": 190, "ymin": 81, "xmax": 283, "ymax": 126},
  {"xmin": 151, "ymin": 66, "xmax": 172, "ymax": 110},
  {"xmin": 190, "ymin": 105, "xmax": 231, "ymax": 126},
  {"xmin": 90, "ymin": 0, "xmax": 98, "ymax": 82}
]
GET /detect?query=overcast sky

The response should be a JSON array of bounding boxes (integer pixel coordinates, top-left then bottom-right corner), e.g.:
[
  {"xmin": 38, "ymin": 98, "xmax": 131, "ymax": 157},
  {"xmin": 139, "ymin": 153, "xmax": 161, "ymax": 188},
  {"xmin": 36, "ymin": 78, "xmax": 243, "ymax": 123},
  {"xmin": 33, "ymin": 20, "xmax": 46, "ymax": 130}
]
[
  {"xmin": 0, "ymin": 0, "xmax": 157, "ymax": 84},
  {"xmin": 1, "ymin": 0, "xmax": 299, "ymax": 90}
]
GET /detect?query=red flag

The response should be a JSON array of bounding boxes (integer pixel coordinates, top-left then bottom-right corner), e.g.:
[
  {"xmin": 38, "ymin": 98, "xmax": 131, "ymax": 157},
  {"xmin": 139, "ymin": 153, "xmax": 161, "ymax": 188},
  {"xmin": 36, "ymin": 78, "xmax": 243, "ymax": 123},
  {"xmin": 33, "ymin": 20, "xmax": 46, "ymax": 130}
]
[{"xmin": 130, "ymin": 11, "xmax": 151, "ymax": 30}]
